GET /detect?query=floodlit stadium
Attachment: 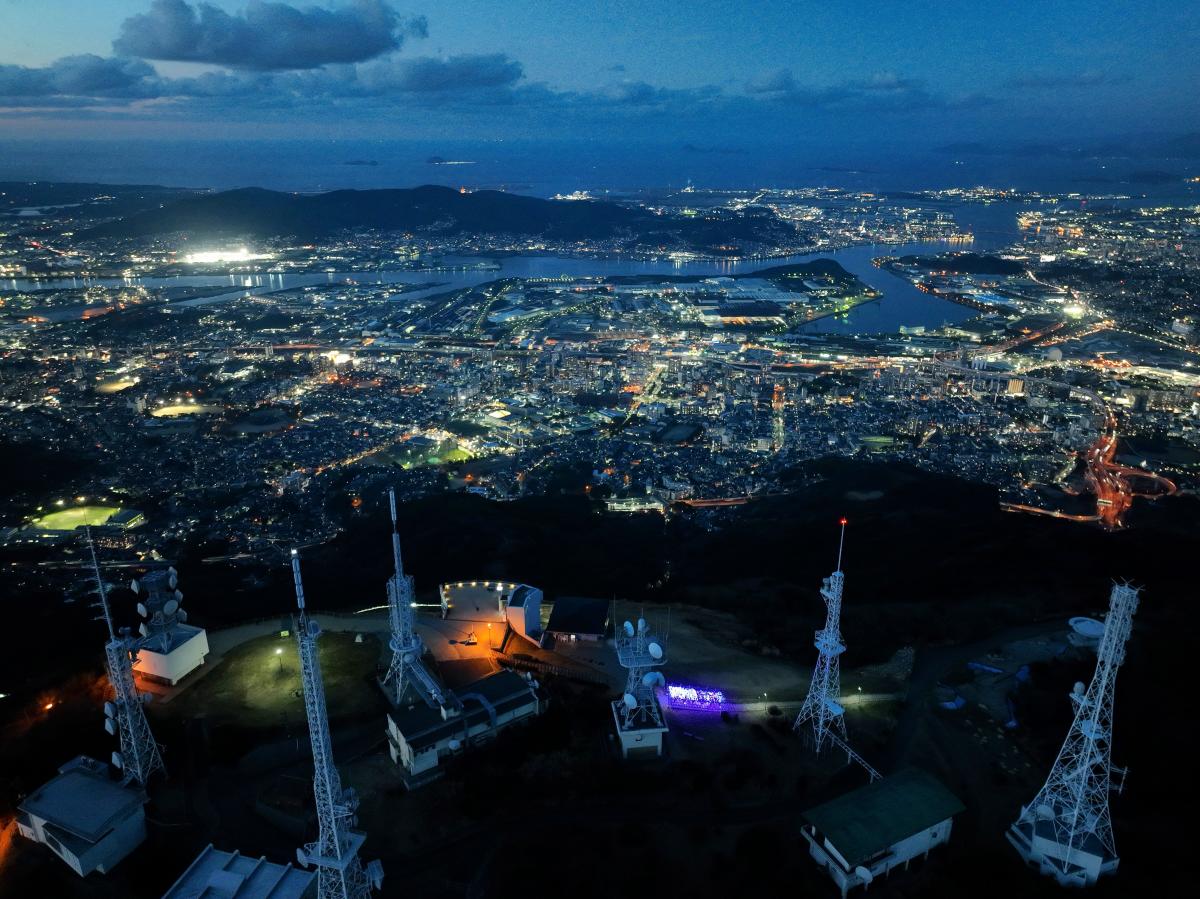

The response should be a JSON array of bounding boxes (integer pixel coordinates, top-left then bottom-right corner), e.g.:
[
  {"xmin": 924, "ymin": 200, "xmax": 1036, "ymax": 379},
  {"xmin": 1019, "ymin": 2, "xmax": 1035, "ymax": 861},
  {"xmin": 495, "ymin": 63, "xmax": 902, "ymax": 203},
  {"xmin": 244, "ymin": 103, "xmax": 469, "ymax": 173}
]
[{"xmin": 30, "ymin": 505, "xmax": 123, "ymax": 530}]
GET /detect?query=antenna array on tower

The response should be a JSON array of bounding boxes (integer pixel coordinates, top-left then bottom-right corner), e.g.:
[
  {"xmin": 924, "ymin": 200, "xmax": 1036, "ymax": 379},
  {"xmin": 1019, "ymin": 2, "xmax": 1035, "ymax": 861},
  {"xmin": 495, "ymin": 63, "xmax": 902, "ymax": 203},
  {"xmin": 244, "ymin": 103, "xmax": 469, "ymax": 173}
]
[
  {"xmin": 87, "ymin": 528, "xmax": 164, "ymax": 786},
  {"xmin": 380, "ymin": 488, "xmax": 444, "ymax": 708},
  {"xmin": 610, "ymin": 608, "xmax": 669, "ymax": 758},
  {"xmin": 1007, "ymin": 582, "xmax": 1140, "ymax": 887},
  {"xmin": 793, "ymin": 520, "xmax": 878, "ymax": 779},
  {"xmin": 794, "ymin": 520, "xmax": 850, "ymax": 753},
  {"xmin": 290, "ymin": 550, "xmax": 383, "ymax": 899}
]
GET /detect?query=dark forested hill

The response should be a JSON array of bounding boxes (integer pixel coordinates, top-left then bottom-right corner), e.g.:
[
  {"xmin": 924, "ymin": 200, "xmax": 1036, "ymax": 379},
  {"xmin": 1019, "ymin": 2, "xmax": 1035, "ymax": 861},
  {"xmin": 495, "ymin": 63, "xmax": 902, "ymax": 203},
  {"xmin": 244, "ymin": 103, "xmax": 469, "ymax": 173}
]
[{"xmin": 84, "ymin": 184, "xmax": 653, "ymax": 240}]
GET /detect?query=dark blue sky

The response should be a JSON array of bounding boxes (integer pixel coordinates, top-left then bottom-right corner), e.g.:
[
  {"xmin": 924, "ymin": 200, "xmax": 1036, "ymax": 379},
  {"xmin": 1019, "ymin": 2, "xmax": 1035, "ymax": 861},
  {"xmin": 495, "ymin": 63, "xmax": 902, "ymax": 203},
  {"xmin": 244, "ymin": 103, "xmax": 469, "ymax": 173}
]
[{"xmin": 1, "ymin": 1, "xmax": 1197, "ymax": 147}]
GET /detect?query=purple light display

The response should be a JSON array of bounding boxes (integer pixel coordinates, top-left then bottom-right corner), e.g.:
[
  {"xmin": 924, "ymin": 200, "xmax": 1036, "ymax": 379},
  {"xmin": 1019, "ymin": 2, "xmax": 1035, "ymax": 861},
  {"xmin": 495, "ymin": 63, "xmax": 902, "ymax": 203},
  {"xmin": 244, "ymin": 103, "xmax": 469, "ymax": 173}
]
[{"xmin": 665, "ymin": 683, "xmax": 727, "ymax": 709}]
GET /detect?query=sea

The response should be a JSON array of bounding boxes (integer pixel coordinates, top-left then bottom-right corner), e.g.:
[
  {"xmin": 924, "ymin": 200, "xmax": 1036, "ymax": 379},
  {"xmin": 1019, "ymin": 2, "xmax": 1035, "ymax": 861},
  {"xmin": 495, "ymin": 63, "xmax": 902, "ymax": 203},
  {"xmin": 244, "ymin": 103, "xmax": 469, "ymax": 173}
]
[
  {"xmin": 2, "ymin": 138, "xmax": 1197, "ymax": 334},
  {"xmin": 1, "ymin": 137, "xmax": 1197, "ymax": 199}
]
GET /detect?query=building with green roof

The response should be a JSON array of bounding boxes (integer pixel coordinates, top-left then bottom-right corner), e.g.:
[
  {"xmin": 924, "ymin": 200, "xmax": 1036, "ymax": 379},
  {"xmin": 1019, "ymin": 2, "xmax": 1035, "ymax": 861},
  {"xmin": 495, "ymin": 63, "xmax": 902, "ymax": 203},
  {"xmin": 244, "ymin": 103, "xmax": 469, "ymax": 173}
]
[{"xmin": 800, "ymin": 768, "xmax": 964, "ymax": 897}]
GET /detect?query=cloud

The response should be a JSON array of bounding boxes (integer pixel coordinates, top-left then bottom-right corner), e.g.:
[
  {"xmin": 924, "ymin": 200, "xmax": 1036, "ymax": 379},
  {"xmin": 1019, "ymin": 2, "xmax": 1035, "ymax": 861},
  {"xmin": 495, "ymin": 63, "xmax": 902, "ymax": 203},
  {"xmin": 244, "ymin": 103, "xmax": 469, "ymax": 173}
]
[
  {"xmin": 0, "ymin": 55, "xmax": 161, "ymax": 100},
  {"xmin": 596, "ymin": 80, "xmax": 721, "ymax": 107},
  {"xmin": 113, "ymin": 0, "xmax": 426, "ymax": 71},
  {"xmin": 358, "ymin": 53, "xmax": 523, "ymax": 94},
  {"xmin": 1004, "ymin": 70, "xmax": 1127, "ymax": 90},
  {"xmin": 746, "ymin": 68, "xmax": 992, "ymax": 112}
]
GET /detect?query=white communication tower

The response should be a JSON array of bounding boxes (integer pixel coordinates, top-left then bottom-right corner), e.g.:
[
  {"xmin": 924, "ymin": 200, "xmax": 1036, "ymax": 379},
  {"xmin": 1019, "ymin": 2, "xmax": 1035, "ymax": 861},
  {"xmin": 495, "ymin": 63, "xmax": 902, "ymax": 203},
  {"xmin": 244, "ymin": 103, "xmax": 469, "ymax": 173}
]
[
  {"xmin": 1007, "ymin": 582, "xmax": 1140, "ymax": 887},
  {"xmin": 794, "ymin": 519, "xmax": 850, "ymax": 753},
  {"xmin": 87, "ymin": 528, "xmax": 164, "ymax": 786},
  {"xmin": 380, "ymin": 488, "xmax": 444, "ymax": 708},
  {"xmin": 290, "ymin": 550, "xmax": 383, "ymax": 899},
  {"xmin": 611, "ymin": 611, "xmax": 668, "ymax": 757}
]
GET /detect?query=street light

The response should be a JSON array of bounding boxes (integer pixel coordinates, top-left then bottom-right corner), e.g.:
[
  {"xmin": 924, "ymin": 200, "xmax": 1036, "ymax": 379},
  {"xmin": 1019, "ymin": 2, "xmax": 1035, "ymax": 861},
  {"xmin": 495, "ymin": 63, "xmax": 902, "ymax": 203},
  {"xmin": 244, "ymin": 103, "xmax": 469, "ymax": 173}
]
[{"xmin": 276, "ymin": 647, "xmax": 284, "ymax": 673}]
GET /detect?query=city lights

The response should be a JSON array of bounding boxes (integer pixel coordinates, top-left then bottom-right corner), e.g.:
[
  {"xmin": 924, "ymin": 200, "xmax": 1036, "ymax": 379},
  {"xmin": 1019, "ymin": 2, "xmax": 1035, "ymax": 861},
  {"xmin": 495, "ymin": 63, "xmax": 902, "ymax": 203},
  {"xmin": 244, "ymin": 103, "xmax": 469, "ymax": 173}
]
[{"xmin": 183, "ymin": 248, "xmax": 273, "ymax": 264}]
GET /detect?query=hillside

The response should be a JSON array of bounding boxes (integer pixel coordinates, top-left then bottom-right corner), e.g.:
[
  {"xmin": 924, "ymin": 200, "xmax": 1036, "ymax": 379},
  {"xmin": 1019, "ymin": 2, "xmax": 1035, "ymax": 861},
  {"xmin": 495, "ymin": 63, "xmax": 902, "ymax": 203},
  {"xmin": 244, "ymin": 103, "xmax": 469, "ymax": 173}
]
[{"xmin": 83, "ymin": 184, "xmax": 651, "ymax": 241}]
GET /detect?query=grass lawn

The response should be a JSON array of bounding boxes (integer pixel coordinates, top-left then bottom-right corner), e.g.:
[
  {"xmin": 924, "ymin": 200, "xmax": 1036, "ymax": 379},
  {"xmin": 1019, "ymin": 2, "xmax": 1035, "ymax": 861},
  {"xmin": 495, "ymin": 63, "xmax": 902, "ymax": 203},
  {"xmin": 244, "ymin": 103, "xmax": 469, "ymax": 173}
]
[
  {"xmin": 30, "ymin": 505, "xmax": 121, "ymax": 530},
  {"xmin": 163, "ymin": 632, "xmax": 383, "ymax": 727}
]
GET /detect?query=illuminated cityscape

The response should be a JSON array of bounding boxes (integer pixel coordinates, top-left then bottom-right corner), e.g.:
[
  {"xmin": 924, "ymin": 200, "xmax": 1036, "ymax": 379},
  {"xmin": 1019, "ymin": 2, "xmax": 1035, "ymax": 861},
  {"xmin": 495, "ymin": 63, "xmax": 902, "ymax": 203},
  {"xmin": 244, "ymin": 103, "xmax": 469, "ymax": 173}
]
[{"xmin": 1, "ymin": 2, "xmax": 1198, "ymax": 898}]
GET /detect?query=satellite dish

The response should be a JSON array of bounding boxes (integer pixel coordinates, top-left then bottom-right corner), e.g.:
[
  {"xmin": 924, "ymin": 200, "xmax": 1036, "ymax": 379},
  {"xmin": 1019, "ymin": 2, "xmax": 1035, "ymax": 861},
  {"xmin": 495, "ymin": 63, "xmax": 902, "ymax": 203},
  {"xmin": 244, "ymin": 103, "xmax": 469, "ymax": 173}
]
[
  {"xmin": 623, "ymin": 620, "xmax": 635, "ymax": 637},
  {"xmin": 177, "ymin": 609, "xmax": 188, "ymax": 623},
  {"xmin": 111, "ymin": 751, "xmax": 124, "ymax": 770},
  {"xmin": 130, "ymin": 580, "xmax": 140, "ymax": 594},
  {"xmin": 164, "ymin": 599, "xmax": 179, "ymax": 616},
  {"xmin": 1069, "ymin": 617, "xmax": 1105, "ymax": 639},
  {"xmin": 1036, "ymin": 804, "xmax": 1055, "ymax": 820},
  {"xmin": 1073, "ymin": 681, "xmax": 1086, "ymax": 696},
  {"xmin": 297, "ymin": 848, "xmax": 309, "ymax": 868},
  {"xmin": 174, "ymin": 589, "xmax": 183, "ymax": 603},
  {"xmin": 168, "ymin": 573, "xmax": 178, "ymax": 589},
  {"xmin": 642, "ymin": 671, "xmax": 665, "ymax": 688},
  {"xmin": 136, "ymin": 602, "xmax": 148, "ymax": 618},
  {"xmin": 138, "ymin": 623, "xmax": 148, "ymax": 637},
  {"xmin": 637, "ymin": 617, "xmax": 648, "ymax": 634},
  {"xmin": 168, "ymin": 566, "xmax": 177, "ymax": 578},
  {"xmin": 104, "ymin": 701, "xmax": 116, "ymax": 718},
  {"xmin": 448, "ymin": 739, "xmax": 462, "ymax": 751},
  {"xmin": 104, "ymin": 718, "xmax": 116, "ymax": 736},
  {"xmin": 648, "ymin": 641, "xmax": 663, "ymax": 660},
  {"xmin": 308, "ymin": 620, "xmax": 321, "ymax": 638},
  {"xmin": 623, "ymin": 692, "xmax": 638, "ymax": 710},
  {"xmin": 854, "ymin": 866, "xmax": 875, "ymax": 885}
]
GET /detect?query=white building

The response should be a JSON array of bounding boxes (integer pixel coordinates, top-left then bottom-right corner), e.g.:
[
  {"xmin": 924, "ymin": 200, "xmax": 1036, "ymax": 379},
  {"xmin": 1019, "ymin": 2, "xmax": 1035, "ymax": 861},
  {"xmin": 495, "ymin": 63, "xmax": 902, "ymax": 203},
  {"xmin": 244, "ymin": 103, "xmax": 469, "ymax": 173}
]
[
  {"xmin": 162, "ymin": 844, "xmax": 316, "ymax": 898},
  {"xmin": 386, "ymin": 670, "xmax": 542, "ymax": 786},
  {"xmin": 801, "ymin": 768, "xmax": 964, "ymax": 897},
  {"xmin": 611, "ymin": 705, "xmax": 668, "ymax": 759},
  {"xmin": 504, "ymin": 584, "xmax": 543, "ymax": 646},
  {"xmin": 133, "ymin": 625, "xmax": 209, "ymax": 686},
  {"xmin": 16, "ymin": 756, "xmax": 147, "ymax": 877},
  {"xmin": 1007, "ymin": 818, "xmax": 1117, "ymax": 887}
]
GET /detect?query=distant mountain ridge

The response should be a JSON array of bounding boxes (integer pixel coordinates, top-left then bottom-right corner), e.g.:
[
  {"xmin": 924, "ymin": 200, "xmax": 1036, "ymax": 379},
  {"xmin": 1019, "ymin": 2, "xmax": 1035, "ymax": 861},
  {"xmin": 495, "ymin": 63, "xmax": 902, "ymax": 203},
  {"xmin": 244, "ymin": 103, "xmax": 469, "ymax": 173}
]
[{"xmin": 84, "ymin": 184, "xmax": 652, "ymax": 241}]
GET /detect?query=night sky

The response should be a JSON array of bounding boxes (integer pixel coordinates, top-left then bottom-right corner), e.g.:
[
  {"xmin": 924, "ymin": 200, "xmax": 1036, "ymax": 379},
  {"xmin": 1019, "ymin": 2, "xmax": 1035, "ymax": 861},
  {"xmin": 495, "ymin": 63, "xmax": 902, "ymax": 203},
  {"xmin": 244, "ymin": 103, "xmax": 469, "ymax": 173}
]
[{"xmin": 0, "ymin": 1, "xmax": 1196, "ymax": 147}]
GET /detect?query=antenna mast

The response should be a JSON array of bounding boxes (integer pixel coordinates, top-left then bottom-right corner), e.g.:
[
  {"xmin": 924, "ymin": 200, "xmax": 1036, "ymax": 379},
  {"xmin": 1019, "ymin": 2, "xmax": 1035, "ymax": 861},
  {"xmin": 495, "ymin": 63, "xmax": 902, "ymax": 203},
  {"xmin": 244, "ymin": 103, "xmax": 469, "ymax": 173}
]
[
  {"xmin": 380, "ymin": 489, "xmax": 443, "ymax": 707},
  {"xmin": 88, "ymin": 528, "xmax": 164, "ymax": 786},
  {"xmin": 1007, "ymin": 582, "xmax": 1140, "ymax": 886},
  {"xmin": 794, "ymin": 520, "xmax": 850, "ymax": 753},
  {"xmin": 610, "ymin": 607, "xmax": 669, "ymax": 757},
  {"xmin": 291, "ymin": 550, "xmax": 382, "ymax": 899}
]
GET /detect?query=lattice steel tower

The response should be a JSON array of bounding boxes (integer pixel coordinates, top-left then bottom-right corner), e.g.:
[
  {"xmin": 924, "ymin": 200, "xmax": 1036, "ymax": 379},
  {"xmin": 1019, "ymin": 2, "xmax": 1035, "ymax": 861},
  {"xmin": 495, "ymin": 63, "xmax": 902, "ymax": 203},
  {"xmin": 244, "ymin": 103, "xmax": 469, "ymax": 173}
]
[
  {"xmin": 1007, "ymin": 582, "xmax": 1140, "ymax": 887},
  {"xmin": 87, "ymin": 528, "xmax": 164, "ymax": 786},
  {"xmin": 794, "ymin": 519, "xmax": 850, "ymax": 753},
  {"xmin": 613, "ymin": 615, "xmax": 667, "ymax": 732},
  {"xmin": 290, "ymin": 550, "xmax": 383, "ymax": 899},
  {"xmin": 380, "ymin": 489, "xmax": 443, "ymax": 707}
]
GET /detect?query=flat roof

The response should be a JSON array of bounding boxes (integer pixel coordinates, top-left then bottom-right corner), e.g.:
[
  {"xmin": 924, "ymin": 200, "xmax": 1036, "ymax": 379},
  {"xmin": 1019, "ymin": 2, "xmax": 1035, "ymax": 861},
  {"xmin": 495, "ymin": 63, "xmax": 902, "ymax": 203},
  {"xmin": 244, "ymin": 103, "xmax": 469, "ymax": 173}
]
[
  {"xmin": 802, "ymin": 768, "xmax": 964, "ymax": 868},
  {"xmin": 19, "ymin": 756, "xmax": 145, "ymax": 844},
  {"xmin": 390, "ymin": 670, "xmax": 537, "ymax": 751},
  {"xmin": 163, "ymin": 844, "xmax": 316, "ymax": 898},
  {"xmin": 545, "ymin": 596, "xmax": 609, "ymax": 636}
]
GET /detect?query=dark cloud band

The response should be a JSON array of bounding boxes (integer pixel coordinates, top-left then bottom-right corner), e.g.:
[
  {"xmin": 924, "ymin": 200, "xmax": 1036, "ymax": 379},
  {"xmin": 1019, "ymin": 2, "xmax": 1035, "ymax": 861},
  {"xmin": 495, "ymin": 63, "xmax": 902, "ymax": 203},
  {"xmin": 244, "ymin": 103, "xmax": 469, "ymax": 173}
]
[{"xmin": 113, "ymin": 0, "xmax": 426, "ymax": 71}]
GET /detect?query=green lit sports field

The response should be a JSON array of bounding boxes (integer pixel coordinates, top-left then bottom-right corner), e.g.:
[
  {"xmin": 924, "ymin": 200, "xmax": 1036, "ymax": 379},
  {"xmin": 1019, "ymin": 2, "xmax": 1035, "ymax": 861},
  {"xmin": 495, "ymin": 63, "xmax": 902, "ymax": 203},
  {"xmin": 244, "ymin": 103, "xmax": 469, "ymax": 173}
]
[{"xmin": 30, "ymin": 505, "xmax": 121, "ymax": 530}]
